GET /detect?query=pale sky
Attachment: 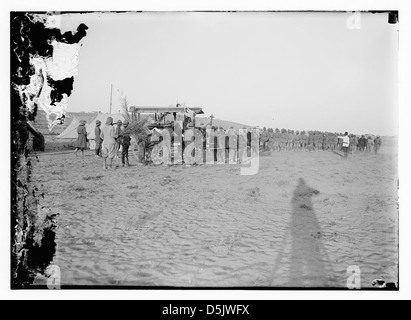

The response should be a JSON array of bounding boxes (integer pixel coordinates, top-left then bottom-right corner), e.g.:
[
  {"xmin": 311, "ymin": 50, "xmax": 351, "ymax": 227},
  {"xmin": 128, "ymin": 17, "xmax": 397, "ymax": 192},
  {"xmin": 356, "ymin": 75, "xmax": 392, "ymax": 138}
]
[{"xmin": 60, "ymin": 11, "xmax": 398, "ymax": 136}]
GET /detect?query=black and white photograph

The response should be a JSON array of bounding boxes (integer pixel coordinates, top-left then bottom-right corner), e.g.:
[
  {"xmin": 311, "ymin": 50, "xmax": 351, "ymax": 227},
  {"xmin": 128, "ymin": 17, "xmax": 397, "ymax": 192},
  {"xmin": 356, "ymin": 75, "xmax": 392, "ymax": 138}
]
[{"xmin": 4, "ymin": 0, "xmax": 411, "ymax": 300}]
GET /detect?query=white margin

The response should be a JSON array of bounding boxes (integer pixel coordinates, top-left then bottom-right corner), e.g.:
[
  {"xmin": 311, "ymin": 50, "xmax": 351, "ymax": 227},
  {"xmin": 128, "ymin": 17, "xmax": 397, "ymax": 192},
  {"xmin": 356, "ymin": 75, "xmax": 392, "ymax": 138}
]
[{"xmin": 1, "ymin": 0, "xmax": 410, "ymax": 301}]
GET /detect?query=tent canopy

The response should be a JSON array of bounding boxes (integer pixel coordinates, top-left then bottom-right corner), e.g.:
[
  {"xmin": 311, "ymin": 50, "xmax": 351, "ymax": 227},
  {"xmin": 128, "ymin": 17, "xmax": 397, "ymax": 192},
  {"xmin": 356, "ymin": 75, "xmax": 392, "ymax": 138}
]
[{"xmin": 55, "ymin": 116, "xmax": 82, "ymax": 139}]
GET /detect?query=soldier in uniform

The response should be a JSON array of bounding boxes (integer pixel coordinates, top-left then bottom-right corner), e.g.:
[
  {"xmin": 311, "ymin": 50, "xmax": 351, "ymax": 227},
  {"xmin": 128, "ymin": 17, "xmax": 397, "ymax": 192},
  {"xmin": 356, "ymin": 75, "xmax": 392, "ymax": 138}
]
[
  {"xmin": 374, "ymin": 136, "xmax": 382, "ymax": 153},
  {"xmin": 349, "ymin": 134, "xmax": 356, "ymax": 154},
  {"xmin": 338, "ymin": 132, "xmax": 345, "ymax": 150},
  {"xmin": 322, "ymin": 133, "xmax": 328, "ymax": 151},
  {"xmin": 324, "ymin": 133, "xmax": 331, "ymax": 151},
  {"xmin": 358, "ymin": 135, "xmax": 367, "ymax": 152},
  {"xmin": 307, "ymin": 131, "xmax": 314, "ymax": 152},
  {"xmin": 312, "ymin": 131, "xmax": 317, "ymax": 151},
  {"xmin": 260, "ymin": 127, "xmax": 269, "ymax": 151},
  {"xmin": 316, "ymin": 132, "xmax": 320, "ymax": 151},
  {"xmin": 227, "ymin": 126, "xmax": 238, "ymax": 163},
  {"xmin": 273, "ymin": 128, "xmax": 281, "ymax": 152},
  {"xmin": 119, "ymin": 120, "xmax": 131, "ymax": 167},
  {"xmin": 294, "ymin": 130, "xmax": 301, "ymax": 151},
  {"xmin": 280, "ymin": 129, "xmax": 288, "ymax": 152},
  {"xmin": 320, "ymin": 132, "xmax": 326, "ymax": 151},
  {"xmin": 332, "ymin": 133, "xmax": 339, "ymax": 151},
  {"xmin": 251, "ymin": 127, "xmax": 259, "ymax": 157},
  {"xmin": 268, "ymin": 128, "xmax": 275, "ymax": 152},
  {"xmin": 300, "ymin": 131, "xmax": 307, "ymax": 151},
  {"xmin": 247, "ymin": 128, "xmax": 252, "ymax": 157},
  {"xmin": 353, "ymin": 135, "xmax": 359, "ymax": 152},
  {"xmin": 287, "ymin": 129, "xmax": 294, "ymax": 152}
]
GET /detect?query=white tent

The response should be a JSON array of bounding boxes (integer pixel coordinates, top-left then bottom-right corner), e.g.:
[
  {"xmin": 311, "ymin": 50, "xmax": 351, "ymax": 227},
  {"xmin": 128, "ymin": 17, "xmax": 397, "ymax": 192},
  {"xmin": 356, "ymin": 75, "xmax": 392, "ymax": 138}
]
[{"xmin": 55, "ymin": 116, "xmax": 82, "ymax": 139}]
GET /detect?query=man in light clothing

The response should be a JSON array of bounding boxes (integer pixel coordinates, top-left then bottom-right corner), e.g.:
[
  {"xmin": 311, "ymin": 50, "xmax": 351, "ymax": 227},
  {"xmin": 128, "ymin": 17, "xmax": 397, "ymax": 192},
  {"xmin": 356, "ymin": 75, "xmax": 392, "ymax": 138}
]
[
  {"xmin": 338, "ymin": 132, "xmax": 350, "ymax": 159},
  {"xmin": 100, "ymin": 117, "xmax": 118, "ymax": 169}
]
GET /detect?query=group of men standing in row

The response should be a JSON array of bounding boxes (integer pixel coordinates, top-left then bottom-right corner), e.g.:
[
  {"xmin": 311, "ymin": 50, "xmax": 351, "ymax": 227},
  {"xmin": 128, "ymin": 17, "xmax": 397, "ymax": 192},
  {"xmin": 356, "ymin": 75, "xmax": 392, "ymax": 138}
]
[{"xmin": 258, "ymin": 128, "xmax": 382, "ymax": 154}]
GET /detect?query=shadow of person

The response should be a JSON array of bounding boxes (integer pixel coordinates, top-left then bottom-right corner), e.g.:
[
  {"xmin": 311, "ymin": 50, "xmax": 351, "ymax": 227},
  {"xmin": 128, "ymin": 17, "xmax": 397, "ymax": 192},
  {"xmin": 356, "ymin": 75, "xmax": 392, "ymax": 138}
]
[{"xmin": 286, "ymin": 178, "xmax": 332, "ymax": 287}]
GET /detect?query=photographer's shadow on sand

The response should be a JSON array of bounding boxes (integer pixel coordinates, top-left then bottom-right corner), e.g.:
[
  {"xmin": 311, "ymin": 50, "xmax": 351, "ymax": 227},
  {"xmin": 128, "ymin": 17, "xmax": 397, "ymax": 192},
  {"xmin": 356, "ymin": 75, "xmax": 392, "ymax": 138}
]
[
  {"xmin": 272, "ymin": 178, "xmax": 333, "ymax": 288},
  {"xmin": 289, "ymin": 178, "xmax": 333, "ymax": 287}
]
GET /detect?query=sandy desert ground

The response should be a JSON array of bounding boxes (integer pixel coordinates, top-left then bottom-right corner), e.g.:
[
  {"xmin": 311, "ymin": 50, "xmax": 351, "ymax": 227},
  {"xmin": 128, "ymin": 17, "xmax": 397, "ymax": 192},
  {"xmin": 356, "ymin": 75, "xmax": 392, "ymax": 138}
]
[{"xmin": 30, "ymin": 137, "xmax": 398, "ymax": 288}]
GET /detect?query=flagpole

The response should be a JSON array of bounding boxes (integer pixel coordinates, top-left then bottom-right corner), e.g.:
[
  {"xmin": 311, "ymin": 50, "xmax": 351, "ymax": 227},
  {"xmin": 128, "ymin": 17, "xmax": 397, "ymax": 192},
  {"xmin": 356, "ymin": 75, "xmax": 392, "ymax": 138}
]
[{"xmin": 109, "ymin": 84, "xmax": 113, "ymax": 114}]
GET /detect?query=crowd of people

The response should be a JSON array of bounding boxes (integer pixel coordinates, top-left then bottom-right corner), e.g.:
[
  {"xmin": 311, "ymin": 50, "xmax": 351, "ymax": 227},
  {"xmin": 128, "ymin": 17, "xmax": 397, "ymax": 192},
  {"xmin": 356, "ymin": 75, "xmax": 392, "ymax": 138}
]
[
  {"xmin": 73, "ymin": 117, "xmax": 383, "ymax": 169},
  {"xmin": 74, "ymin": 116, "xmax": 132, "ymax": 170}
]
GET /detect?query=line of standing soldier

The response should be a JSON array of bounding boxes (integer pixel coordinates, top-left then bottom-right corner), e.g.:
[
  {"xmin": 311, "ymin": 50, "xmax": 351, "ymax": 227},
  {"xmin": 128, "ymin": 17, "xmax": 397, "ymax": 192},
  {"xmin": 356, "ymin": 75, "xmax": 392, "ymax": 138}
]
[{"xmin": 259, "ymin": 128, "xmax": 382, "ymax": 153}]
